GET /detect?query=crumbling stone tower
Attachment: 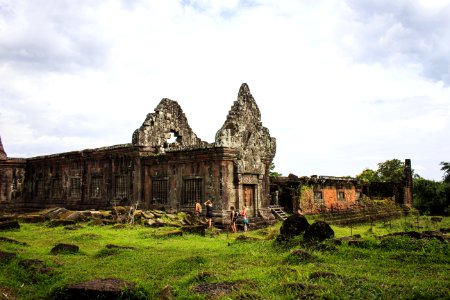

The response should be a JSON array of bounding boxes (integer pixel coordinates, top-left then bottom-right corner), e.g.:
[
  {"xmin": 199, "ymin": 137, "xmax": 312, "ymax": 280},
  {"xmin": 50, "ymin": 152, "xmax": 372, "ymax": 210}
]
[
  {"xmin": 215, "ymin": 83, "xmax": 276, "ymax": 215},
  {"xmin": 0, "ymin": 83, "xmax": 277, "ymax": 224}
]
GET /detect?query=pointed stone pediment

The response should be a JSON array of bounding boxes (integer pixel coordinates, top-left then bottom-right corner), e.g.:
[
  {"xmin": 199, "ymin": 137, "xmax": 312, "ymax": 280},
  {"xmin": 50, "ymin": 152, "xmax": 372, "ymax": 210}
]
[
  {"xmin": 0, "ymin": 136, "xmax": 7, "ymax": 160},
  {"xmin": 132, "ymin": 98, "xmax": 206, "ymax": 151},
  {"xmin": 215, "ymin": 83, "xmax": 276, "ymax": 173}
]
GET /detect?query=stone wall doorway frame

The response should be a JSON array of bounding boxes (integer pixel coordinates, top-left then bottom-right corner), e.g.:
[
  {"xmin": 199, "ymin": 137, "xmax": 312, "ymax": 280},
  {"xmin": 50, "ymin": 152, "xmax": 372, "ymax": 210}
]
[{"xmin": 243, "ymin": 184, "xmax": 256, "ymax": 217}]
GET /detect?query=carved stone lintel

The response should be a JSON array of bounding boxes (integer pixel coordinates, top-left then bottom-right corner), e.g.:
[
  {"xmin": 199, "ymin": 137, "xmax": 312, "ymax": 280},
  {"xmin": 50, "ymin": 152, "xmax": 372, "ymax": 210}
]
[{"xmin": 240, "ymin": 174, "xmax": 258, "ymax": 185}]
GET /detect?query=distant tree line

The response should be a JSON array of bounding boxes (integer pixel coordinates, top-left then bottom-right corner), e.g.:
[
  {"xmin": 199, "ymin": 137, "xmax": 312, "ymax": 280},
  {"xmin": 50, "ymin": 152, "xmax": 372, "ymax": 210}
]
[{"xmin": 356, "ymin": 159, "xmax": 450, "ymax": 215}]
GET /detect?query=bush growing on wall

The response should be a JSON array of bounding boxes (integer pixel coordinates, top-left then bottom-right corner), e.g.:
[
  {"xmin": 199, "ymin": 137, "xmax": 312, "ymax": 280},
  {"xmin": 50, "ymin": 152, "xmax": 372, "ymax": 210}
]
[{"xmin": 298, "ymin": 185, "xmax": 314, "ymax": 213}]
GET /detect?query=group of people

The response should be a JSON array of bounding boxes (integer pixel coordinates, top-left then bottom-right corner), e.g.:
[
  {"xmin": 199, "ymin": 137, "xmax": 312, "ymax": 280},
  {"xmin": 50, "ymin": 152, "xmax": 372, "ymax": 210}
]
[
  {"xmin": 194, "ymin": 200, "xmax": 249, "ymax": 232},
  {"xmin": 229, "ymin": 205, "xmax": 249, "ymax": 233},
  {"xmin": 194, "ymin": 200, "xmax": 214, "ymax": 227}
]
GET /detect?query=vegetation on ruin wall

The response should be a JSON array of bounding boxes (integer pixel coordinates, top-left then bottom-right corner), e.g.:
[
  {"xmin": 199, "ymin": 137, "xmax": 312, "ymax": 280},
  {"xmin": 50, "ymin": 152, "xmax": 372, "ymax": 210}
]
[
  {"xmin": 357, "ymin": 159, "xmax": 450, "ymax": 215},
  {"xmin": 298, "ymin": 185, "xmax": 319, "ymax": 213},
  {"xmin": 1, "ymin": 216, "xmax": 449, "ymax": 299}
]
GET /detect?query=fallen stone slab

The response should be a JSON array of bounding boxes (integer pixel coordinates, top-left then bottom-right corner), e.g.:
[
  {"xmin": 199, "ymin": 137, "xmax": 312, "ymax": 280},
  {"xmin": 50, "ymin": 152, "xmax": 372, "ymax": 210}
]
[
  {"xmin": 234, "ymin": 235, "xmax": 260, "ymax": 242},
  {"xmin": 302, "ymin": 240, "xmax": 337, "ymax": 252},
  {"xmin": 279, "ymin": 214, "xmax": 310, "ymax": 239},
  {"xmin": 0, "ymin": 236, "xmax": 27, "ymax": 246},
  {"xmin": 150, "ymin": 210, "xmax": 165, "ymax": 218},
  {"xmin": 141, "ymin": 211, "xmax": 155, "ymax": 219},
  {"xmin": 19, "ymin": 259, "xmax": 54, "ymax": 275},
  {"xmin": 51, "ymin": 243, "xmax": 79, "ymax": 255},
  {"xmin": 0, "ymin": 220, "xmax": 20, "ymax": 230},
  {"xmin": 18, "ymin": 215, "xmax": 46, "ymax": 223},
  {"xmin": 64, "ymin": 225, "xmax": 84, "ymax": 230},
  {"xmin": 89, "ymin": 219, "xmax": 105, "ymax": 226},
  {"xmin": 47, "ymin": 219, "xmax": 76, "ymax": 227},
  {"xmin": 0, "ymin": 250, "xmax": 16, "ymax": 263},
  {"xmin": 0, "ymin": 215, "xmax": 16, "ymax": 222},
  {"xmin": 333, "ymin": 235, "xmax": 365, "ymax": 246},
  {"xmin": 60, "ymin": 278, "xmax": 136, "ymax": 299},
  {"xmin": 90, "ymin": 211, "xmax": 104, "ymax": 219},
  {"xmin": 154, "ymin": 230, "xmax": 183, "ymax": 238},
  {"xmin": 19, "ymin": 259, "xmax": 45, "ymax": 269},
  {"xmin": 44, "ymin": 207, "xmax": 70, "ymax": 219},
  {"xmin": 304, "ymin": 221, "xmax": 334, "ymax": 242},
  {"xmin": 144, "ymin": 219, "xmax": 166, "ymax": 227},
  {"xmin": 192, "ymin": 281, "xmax": 239, "ymax": 297},
  {"xmin": 64, "ymin": 211, "xmax": 88, "ymax": 222},
  {"xmin": 181, "ymin": 225, "xmax": 206, "ymax": 235},
  {"xmin": 309, "ymin": 271, "xmax": 341, "ymax": 280},
  {"xmin": 102, "ymin": 219, "xmax": 119, "ymax": 225},
  {"xmin": 80, "ymin": 233, "xmax": 101, "ymax": 239},
  {"xmin": 288, "ymin": 249, "xmax": 315, "ymax": 263},
  {"xmin": 105, "ymin": 244, "xmax": 136, "ymax": 250}
]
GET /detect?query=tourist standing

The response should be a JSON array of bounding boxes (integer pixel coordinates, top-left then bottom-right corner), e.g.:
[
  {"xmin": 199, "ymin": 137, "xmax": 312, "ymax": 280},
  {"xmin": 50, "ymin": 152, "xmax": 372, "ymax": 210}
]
[
  {"xmin": 204, "ymin": 200, "xmax": 213, "ymax": 228},
  {"xmin": 230, "ymin": 206, "xmax": 237, "ymax": 233},
  {"xmin": 194, "ymin": 200, "xmax": 202, "ymax": 223},
  {"xmin": 241, "ymin": 206, "xmax": 249, "ymax": 232}
]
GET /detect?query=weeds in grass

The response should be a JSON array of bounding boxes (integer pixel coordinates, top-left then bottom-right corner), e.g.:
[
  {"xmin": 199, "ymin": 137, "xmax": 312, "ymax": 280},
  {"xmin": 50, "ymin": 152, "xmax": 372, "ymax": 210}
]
[{"xmin": 0, "ymin": 217, "xmax": 449, "ymax": 299}]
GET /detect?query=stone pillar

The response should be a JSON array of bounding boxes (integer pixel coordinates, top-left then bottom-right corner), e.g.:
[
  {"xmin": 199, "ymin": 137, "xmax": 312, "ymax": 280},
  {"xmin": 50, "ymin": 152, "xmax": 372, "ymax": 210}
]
[{"xmin": 403, "ymin": 159, "xmax": 413, "ymax": 207}]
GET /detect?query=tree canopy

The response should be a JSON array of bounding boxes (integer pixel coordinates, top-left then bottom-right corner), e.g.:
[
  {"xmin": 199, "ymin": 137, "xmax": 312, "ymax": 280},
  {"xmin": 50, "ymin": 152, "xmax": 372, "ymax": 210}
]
[
  {"xmin": 355, "ymin": 168, "xmax": 380, "ymax": 183},
  {"xmin": 377, "ymin": 159, "xmax": 405, "ymax": 184},
  {"xmin": 269, "ymin": 162, "xmax": 282, "ymax": 177},
  {"xmin": 441, "ymin": 162, "xmax": 450, "ymax": 183},
  {"xmin": 356, "ymin": 159, "xmax": 406, "ymax": 184}
]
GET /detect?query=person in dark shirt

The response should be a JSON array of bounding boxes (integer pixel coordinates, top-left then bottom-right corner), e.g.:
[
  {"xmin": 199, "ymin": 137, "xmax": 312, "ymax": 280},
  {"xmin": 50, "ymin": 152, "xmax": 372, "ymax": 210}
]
[{"xmin": 204, "ymin": 200, "xmax": 213, "ymax": 228}]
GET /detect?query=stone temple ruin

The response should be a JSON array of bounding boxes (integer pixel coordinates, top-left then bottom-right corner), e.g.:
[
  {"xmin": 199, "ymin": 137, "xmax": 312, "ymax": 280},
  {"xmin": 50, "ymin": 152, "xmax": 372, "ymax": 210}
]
[
  {"xmin": 0, "ymin": 83, "xmax": 414, "ymax": 224},
  {"xmin": 0, "ymin": 83, "xmax": 276, "ymax": 225}
]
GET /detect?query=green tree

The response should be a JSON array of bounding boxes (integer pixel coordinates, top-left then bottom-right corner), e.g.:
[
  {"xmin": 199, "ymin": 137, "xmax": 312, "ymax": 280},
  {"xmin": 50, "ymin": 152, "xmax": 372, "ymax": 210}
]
[
  {"xmin": 269, "ymin": 162, "xmax": 282, "ymax": 177},
  {"xmin": 377, "ymin": 159, "xmax": 405, "ymax": 184},
  {"xmin": 356, "ymin": 168, "xmax": 380, "ymax": 184},
  {"xmin": 413, "ymin": 176, "xmax": 450, "ymax": 215},
  {"xmin": 440, "ymin": 161, "xmax": 450, "ymax": 183}
]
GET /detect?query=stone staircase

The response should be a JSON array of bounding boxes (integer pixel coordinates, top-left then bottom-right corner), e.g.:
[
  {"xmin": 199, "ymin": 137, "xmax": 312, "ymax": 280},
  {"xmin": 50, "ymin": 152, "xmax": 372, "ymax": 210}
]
[{"xmin": 268, "ymin": 205, "xmax": 288, "ymax": 221}]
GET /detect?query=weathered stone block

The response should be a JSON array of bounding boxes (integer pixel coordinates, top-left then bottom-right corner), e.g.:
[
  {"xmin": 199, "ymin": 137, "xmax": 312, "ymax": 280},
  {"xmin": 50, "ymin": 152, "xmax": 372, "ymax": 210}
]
[
  {"xmin": 279, "ymin": 215, "xmax": 309, "ymax": 239},
  {"xmin": 0, "ymin": 220, "xmax": 20, "ymax": 230},
  {"xmin": 51, "ymin": 243, "xmax": 79, "ymax": 255},
  {"xmin": 304, "ymin": 221, "xmax": 334, "ymax": 242}
]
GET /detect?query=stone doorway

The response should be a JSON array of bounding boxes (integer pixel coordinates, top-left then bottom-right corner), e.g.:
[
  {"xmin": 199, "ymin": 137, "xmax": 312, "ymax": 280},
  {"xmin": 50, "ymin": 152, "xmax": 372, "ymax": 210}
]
[{"xmin": 243, "ymin": 184, "xmax": 256, "ymax": 217}]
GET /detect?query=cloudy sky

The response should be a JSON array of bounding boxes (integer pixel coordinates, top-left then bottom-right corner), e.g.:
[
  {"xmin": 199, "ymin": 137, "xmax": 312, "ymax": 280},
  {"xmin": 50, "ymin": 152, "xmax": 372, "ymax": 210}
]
[{"xmin": 1, "ymin": 0, "xmax": 449, "ymax": 180}]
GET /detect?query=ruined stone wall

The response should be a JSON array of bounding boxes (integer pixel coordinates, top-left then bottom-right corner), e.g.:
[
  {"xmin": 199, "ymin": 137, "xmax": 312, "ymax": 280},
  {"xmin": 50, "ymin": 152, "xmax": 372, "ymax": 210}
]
[
  {"xmin": 297, "ymin": 185, "xmax": 358, "ymax": 214},
  {"xmin": 0, "ymin": 159, "xmax": 26, "ymax": 209},
  {"xmin": 18, "ymin": 145, "xmax": 141, "ymax": 211},
  {"xmin": 272, "ymin": 176, "xmax": 361, "ymax": 214},
  {"xmin": 0, "ymin": 137, "xmax": 27, "ymax": 209},
  {"xmin": 142, "ymin": 147, "xmax": 238, "ymax": 212},
  {"xmin": 0, "ymin": 84, "xmax": 276, "ymax": 216}
]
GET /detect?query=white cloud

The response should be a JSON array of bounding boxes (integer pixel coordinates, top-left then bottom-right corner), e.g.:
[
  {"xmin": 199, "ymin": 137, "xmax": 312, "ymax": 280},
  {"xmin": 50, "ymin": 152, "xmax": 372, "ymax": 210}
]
[{"xmin": 0, "ymin": 0, "xmax": 449, "ymax": 181}]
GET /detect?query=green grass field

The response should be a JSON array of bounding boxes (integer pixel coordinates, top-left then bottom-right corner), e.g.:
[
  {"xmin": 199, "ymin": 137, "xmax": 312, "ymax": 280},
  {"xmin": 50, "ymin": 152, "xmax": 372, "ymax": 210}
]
[{"xmin": 0, "ymin": 215, "xmax": 449, "ymax": 299}]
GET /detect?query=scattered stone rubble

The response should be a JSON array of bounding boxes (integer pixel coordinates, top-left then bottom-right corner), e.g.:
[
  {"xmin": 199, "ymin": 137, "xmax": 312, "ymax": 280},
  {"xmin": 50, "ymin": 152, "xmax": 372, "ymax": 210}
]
[
  {"xmin": 56, "ymin": 278, "xmax": 137, "ymax": 299},
  {"xmin": 10, "ymin": 206, "xmax": 201, "ymax": 229},
  {"xmin": 51, "ymin": 243, "xmax": 79, "ymax": 255}
]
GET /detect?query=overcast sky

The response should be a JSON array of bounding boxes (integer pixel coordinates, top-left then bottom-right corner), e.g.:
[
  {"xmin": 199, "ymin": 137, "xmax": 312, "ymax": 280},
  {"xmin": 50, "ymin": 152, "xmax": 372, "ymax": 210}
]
[{"xmin": 1, "ymin": 0, "xmax": 449, "ymax": 181}]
